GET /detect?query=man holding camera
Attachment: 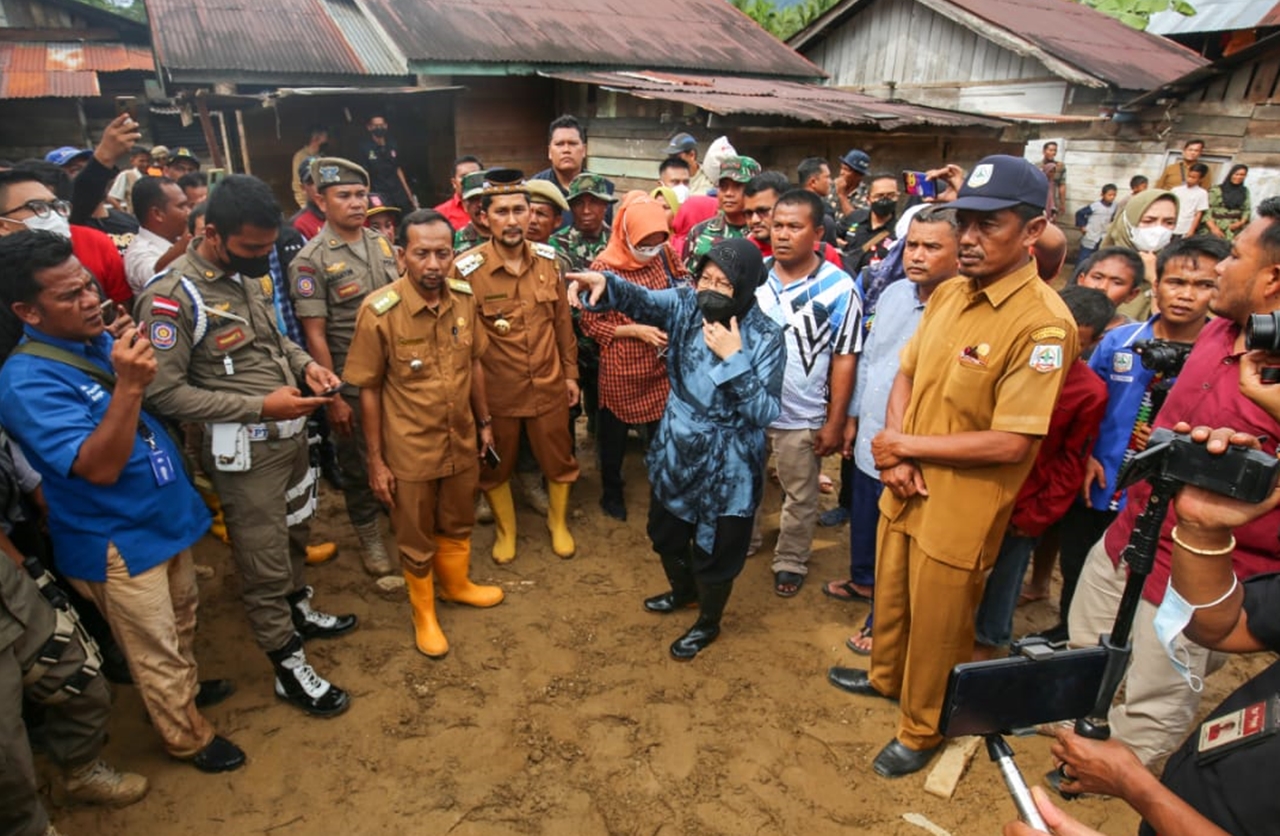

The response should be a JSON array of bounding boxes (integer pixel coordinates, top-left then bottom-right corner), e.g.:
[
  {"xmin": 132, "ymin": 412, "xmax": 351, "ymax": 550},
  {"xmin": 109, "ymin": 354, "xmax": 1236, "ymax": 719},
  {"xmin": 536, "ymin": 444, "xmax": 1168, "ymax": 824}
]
[
  {"xmin": 1067, "ymin": 198, "xmax": 1280, "ymax": 767},
  {"xmin": 828, "ymin": 156, "xmax": 1077, "ymax": 777}
]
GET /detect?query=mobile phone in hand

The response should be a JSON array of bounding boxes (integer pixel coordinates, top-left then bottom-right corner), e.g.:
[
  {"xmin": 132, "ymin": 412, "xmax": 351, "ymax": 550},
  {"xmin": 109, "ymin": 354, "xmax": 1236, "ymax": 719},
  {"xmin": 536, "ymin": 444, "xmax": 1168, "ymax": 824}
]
[
  {"xmin": 318, "ymin": 385, "xmax": 343, "ymax": 397},
  {"xmin": 482, "ymin": 445, "xmax": 501, "ymax": 469}
]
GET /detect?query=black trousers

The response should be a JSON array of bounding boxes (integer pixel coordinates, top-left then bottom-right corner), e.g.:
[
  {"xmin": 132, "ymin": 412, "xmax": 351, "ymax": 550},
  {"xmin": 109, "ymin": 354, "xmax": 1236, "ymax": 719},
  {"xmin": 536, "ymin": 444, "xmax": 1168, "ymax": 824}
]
[
  {"xmin": 646, "ymin": 493, "xmax": 753, "ymax": 584},
  {"xmin": 596, "ymin": 407, "xmax": 659, "ymax": 499},
  {"xmin": 1057, "ymin": 502, "xmax": 1118, "ymax": 624}
]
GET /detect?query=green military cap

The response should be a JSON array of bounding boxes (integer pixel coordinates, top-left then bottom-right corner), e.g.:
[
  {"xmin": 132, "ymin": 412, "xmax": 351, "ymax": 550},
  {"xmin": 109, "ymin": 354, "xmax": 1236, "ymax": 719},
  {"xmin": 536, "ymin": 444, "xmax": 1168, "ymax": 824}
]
[
  {"xmin": 718, "ymin": 155, "xmax": 761, "ymax": 184},
  {"xmin": 525, "ymin": 179, "xmax": 569, "ymax": 212},
  {"xmin": 481, "ymin": 167, "xmax": 528, "ymax": 197},
  {"xmin": 310, "ymin": 156, "xmax": 369, "ymax": 190},
  {"xmin": 566, "ymin": 172, "xmax": 616, "ymax": 203},
  {"xmin": 461, "ymin": 170, "xmax": 488, "ymax": 200}
]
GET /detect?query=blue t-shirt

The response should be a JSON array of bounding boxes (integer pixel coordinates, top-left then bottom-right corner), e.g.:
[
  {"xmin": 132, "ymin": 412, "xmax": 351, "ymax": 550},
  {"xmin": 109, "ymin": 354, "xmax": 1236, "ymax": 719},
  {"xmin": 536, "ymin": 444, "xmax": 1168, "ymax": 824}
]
[
  {"xmin": 0, "ymin": 328, "xmax": 210, "ymax": 581},
  {"xmin": 1086, "ymin": 317, "xmax": 1162, "ymax": 512}
]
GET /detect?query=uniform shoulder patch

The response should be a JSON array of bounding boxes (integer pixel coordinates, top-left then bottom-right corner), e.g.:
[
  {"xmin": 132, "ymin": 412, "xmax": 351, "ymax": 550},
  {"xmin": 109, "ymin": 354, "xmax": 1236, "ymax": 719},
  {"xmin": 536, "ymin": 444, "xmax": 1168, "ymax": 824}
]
[
  {"xmin": 1029, "ymin": 344, "xmax": 1064, "ymax": 373},
  {"xmin": 448, "ymin": 278, "xmax": 473, "ymax": 296},
  {"xmin": 456, "ymin": 252, "xmax": 485, "ymax": 277},
  {"xmin": 370, "ymin": 288, "xmax": 401, "ymax": 316},
  {"xmin": 1031, "ymin": 325, "xmax": 1067, "ymax": 341},
  {"xmin": 532, "ymin": 242, "xmax": 558, "ymax": 260}
]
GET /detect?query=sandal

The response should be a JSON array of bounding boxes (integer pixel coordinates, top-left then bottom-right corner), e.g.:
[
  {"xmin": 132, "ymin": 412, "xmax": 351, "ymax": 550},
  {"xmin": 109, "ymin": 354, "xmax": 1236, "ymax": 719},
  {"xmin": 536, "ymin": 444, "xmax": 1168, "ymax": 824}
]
[
  {"xmin": 774, "ymin": 571, "xmax": 804, "ymax": 598},
  {"xmin": 822, "ymin": 579, "xmax": 873, "ymax": 603},
  {"xmin": 818, "ymin": 474, "xmax": 835, "ymax": 494},
  {"xmin": 845, "ymin": 623, "xmax": 873, "ymax": 656}
]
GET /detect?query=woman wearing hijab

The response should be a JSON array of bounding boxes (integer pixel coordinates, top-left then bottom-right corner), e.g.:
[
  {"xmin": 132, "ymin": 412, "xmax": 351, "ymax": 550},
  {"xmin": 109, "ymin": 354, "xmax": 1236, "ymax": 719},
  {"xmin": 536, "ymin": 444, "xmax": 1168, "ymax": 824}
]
[
  {"xmin": 1100, "ymin": 188, "xmax": 1180, "ymax": 321},
  {"xmin": 569, "ymin": 239, "xmax": 784, "ymax": 660},
  {"xmin": 1201, "ymin": 164, "xmax": 1251, "ymax": 241},
  {"xmin": 581, "ymin": 192, "xmax": 689, "ymax": 521}
]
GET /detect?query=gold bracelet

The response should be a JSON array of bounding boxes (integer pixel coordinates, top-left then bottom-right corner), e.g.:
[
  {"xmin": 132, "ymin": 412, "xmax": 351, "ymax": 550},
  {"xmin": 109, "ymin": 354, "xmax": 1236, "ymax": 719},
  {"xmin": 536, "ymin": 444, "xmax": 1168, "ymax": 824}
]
[{"xmin": 1170, "ymin": 525, "xmax": 1236, "ymax": 557}]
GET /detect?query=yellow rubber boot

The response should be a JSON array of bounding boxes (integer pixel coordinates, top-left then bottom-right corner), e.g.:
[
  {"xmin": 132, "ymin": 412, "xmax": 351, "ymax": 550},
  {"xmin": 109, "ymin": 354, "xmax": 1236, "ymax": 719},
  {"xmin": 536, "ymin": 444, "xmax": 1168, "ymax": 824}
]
[
  {"xmin": 546, "ymin": 481, "xmax": 576, "ymax": 559},
  {"xmin": 305, "ymin": 542, "xmax": 339, "ymax": 565},
  {"xmin": 200, "ymin": 486, "xmax": 230, "ymax": 544},
  {"xmin": 403, "ymin": 570, "xmax": 448, "ymax": 658},
  {"xmin": 484, "ymin": 483, "xmax": 518, "ymax": 564},
  {"xmin": 435, "ymin": 537, "xmax": 504, "ymax": 607}
]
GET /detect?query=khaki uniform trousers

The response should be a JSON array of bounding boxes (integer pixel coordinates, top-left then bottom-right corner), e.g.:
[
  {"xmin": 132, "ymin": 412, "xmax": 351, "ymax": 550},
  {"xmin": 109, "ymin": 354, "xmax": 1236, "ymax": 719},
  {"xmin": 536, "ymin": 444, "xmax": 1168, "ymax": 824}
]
[
  {"xmin": 390, "ymin": 469, "xmax": 478, "ymax": 577},
  {"xmin": 869, "ymin": 519, "xmax": 988, "ymax": 751},
  {"xmin": 69, "ymin": 545, "xmax": 213, "ymax": 758},
  {"xmin": 478, "ymin": 403, "xmax": 580, "ymax": 492},
  {"xmin": 1067, "ymin": 537, "xmax": 1227, "ymax": 766},
  {"xmin": 765, "ymin": 427, "xmax": 821, "ymax": 576},
  {"xmin": 203, "ymin": 433, "xmax": 311, "ymax": 654},
  {"xmin": 333, "ymin": 391, "xmax": 381, "ymax": 528}
]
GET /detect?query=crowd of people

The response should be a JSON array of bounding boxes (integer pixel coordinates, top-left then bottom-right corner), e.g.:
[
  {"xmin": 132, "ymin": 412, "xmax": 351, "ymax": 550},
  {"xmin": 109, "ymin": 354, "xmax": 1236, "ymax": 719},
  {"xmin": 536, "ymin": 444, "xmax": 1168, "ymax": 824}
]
[{"xmin": 0, "ymin": 108, "xmax": 1277, "ymax": 836}]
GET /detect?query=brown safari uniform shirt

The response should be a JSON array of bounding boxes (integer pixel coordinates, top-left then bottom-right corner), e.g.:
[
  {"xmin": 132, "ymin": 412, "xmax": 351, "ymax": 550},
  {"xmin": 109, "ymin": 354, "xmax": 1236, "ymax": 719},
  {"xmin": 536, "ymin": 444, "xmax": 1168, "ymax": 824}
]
[
  {"xmin": 879, "ymin": 260, "xmax": 1077, "ymax": 571},
  {"xmin": 137, "ymin": 241, "xmax": 314, "ymax": 422},
  {"xmin": 447, "ymin": 239, "xmax": 577, "ymax": 418},
  {"xmin": 288, "ymin": 222, "xmax": 398, "ymax": 377},
  {"xmin": 342, "ymin": 277, "xmax": 489, "ymax": 482}
]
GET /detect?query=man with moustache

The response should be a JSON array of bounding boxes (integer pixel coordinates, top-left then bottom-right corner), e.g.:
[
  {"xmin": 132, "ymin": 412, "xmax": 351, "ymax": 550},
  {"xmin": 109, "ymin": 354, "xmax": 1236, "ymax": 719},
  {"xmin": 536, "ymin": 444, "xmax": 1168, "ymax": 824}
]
[
  {"xmin": 453, "ymin": 170, "xmax": 491, "ymax": 254},
  {"xmin": 683, "ymin": 155, "xmax": 761, "ymax": 272}
]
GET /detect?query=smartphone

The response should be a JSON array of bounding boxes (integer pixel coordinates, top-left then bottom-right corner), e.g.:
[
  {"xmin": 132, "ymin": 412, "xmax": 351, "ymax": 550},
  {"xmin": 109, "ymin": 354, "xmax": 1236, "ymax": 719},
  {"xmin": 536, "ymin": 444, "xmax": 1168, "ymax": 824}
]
[
  {"xmin": 903, "ymin": 170, "xmax": 938, "ymax": 199},
  {"xmin": 318, "ymin": 384, "xmax": 343, "ymax": 397},
  {"xmin": 99, "ymin": 298, "xmax": 118, "ymax": 326},
  {"xmin": 115, "ymin": 96, "xmax": 138, "ymax": 119},
  {"xmin": 939, "ymin": 645, "xmax": 1109, "ymax": 738},
  {"xmin": 482, "ymin": 445, "xmax": 501, "ymax": 469},
  {"xmin": 207, "ymin": 168, "xmax": 227, "ymax": 189}
]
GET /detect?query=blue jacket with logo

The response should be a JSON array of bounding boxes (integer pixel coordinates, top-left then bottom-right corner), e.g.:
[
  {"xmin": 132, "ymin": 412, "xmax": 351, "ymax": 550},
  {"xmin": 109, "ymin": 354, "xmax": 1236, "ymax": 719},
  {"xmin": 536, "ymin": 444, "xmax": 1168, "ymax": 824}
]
[{"xmin": 1085, "ymin": 318, "xmax": 1160, "ymax": 511}]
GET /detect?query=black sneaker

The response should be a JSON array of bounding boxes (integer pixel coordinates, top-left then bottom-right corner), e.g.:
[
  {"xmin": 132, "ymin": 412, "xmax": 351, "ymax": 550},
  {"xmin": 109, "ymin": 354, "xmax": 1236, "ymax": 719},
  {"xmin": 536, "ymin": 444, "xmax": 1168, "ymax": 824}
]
[
  {"xmin": 287, "ymin": 586, "xmax": 357, "ymax": 640},
  {"xmin": 269, "ymin": 637, "xmax": 350, "ymax": 718}
]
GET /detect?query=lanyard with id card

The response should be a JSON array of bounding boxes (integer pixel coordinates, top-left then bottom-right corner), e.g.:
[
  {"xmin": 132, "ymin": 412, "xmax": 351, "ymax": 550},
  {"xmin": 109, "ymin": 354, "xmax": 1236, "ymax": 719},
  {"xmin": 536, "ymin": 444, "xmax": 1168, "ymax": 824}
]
[{"xmin": 138, "ymin": 422, "xmax": 177, "ymax": 487}]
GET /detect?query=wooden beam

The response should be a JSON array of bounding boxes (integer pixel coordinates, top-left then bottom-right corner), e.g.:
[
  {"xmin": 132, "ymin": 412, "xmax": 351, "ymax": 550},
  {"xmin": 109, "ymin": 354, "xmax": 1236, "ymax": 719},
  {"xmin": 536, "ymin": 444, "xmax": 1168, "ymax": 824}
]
[{"xmin": 193, "ymin": 93, "xmax": 226, "ymax": 169}]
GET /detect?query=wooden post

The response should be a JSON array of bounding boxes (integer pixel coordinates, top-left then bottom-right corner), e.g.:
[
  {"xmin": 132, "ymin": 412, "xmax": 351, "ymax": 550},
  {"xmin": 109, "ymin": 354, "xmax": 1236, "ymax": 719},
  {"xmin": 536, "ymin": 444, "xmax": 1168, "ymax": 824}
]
[
  {"xmin": 235, "ymin": 109, "xmax": 252, "ymax": 176},
  {"xmin": 194, "ymin": 92, "xmax": 225, "ymax": 169}
]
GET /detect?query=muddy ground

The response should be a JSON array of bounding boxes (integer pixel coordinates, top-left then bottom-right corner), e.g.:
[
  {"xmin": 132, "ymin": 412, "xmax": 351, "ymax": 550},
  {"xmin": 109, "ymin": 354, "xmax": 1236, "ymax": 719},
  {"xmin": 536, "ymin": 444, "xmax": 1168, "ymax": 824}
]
[{"xmin": 51, "ymin": 435, "xmax": 1273, "ymax": 835}]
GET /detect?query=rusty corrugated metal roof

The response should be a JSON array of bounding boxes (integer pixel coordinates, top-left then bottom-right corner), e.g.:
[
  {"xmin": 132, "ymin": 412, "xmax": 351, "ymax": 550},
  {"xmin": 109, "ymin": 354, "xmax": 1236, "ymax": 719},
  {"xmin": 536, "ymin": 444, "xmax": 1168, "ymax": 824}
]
[
  {"xmin": 363, "ymin": 0, "xmax": 822, "ymax": 79},
  {"xmin": 0, "ymin": 41, "xmax": 154, "ymax": 98},
  {"xmin": 545, "ymin": 70, "xmax": 1007, "ymax": 130}
]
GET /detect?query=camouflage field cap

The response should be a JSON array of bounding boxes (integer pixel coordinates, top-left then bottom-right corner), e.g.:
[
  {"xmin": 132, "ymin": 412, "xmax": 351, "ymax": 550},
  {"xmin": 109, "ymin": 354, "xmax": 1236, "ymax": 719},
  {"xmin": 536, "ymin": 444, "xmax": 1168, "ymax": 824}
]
[
  {"xmin": 525, "ymin": 179, "xmax": 570, "ymax": 212},
  {"xmin": 718, "ymin": 156, "xmax": 762, "ymax": 184},
  {"xmin": 460, "ymin": 170, "xmax": 488, "ymax": 200},
  {"xmin": 310, "ymin": 156, "xmax": 370, "ymax": 190},
  {"xmin": 480, "ymin": 168, "xmax": 528, "ymax": 197},
  {"xmin": 566, "ymin": 173, "xmax": 617, "ymax": 204}
]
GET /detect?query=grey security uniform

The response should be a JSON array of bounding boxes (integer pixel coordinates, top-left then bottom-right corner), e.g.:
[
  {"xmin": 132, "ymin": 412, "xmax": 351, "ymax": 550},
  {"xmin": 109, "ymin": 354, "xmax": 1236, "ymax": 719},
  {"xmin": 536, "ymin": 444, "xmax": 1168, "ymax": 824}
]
[
  {"xmin": 136, "ymin": 242, "xmax": 319, "ymax": 654},
  {"xmin": 288, "ymin": 219, "xmax": 396, "ymax": 528},
  {"xmin": 0, "ymin": 556, "xmax": 111, "ymax": 836}
]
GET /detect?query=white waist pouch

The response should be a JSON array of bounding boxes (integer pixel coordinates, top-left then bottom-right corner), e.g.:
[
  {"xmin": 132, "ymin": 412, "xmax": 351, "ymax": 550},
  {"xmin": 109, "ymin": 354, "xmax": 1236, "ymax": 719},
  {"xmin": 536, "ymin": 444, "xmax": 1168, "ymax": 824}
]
[{"xmin": 210, "ymin": 423, "xmax": 251, "ymax": 472}]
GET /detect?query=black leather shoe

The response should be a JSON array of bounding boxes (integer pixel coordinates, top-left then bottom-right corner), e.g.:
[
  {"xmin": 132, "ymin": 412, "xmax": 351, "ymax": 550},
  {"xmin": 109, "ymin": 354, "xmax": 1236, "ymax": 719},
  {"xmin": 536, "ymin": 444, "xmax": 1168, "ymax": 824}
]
[
  {"xmin": 872, "ymin": 738, "xmax": 939, "ymax": 778},
  {"xmin": 670, "ymin": 619, "xmax": 720, "ymax": 660},
  {"xmin": 190, "ymin": 735, "xmax": 246, "ymax": 773},
  {"xmin": 270, "ymin": 638, "xmax": 351, "ymax": 718},
  {"xmin": 194, "ymin": 679, "xmax": 235, "ymax": 709},
  {"xmin": 600, "ymin": 494, "xmax": 627, "ymax": 521},
  {"xmin": 287, "ymin": 586, "xmax": 357, "ymax": 640},
  {"xmin": 827, "ymin": 666, "xmax": 890, "ymax": 699},
  {"xmin": 643, "ymin": 591, "xmax": 696, "ymax": 614}
]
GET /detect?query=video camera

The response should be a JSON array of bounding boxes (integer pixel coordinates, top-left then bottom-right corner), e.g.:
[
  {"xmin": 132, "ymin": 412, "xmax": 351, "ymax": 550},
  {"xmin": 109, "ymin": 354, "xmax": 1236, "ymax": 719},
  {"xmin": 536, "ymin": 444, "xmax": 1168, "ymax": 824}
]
[
  {"xmin": 1245, "ymin": 312, "xmax": 1280, "ymax": 384},
  {"xmin": 941, "ymin": 429, "xmax": 1280, "ymax": 827},
  {"xmin": 1131, "ymin": 339, "xmax": 1193, "ymax": 378}
]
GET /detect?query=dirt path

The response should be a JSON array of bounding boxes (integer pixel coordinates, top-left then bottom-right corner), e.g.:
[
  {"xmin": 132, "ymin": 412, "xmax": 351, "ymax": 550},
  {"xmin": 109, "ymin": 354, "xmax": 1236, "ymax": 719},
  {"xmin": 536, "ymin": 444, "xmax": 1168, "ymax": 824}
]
[{"xmin": 50, "ymin": 444, "xmax": 1268, "ymax": 835}]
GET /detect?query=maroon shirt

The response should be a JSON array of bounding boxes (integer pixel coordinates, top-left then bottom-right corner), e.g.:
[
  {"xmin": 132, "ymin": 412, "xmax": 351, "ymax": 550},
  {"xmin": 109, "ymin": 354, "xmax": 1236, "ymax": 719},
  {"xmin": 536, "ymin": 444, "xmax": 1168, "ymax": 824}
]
[
  {"xmin": 1103, "ymin": 317, "xmax": 1280, "ymax": 604},
  {"xmin": 1011, "ymin": 360, "xmax": 1108, "ymax": 537},
  {"xmin": 290, "ymin": 204, "xmax": 325, "ymax": 242}
]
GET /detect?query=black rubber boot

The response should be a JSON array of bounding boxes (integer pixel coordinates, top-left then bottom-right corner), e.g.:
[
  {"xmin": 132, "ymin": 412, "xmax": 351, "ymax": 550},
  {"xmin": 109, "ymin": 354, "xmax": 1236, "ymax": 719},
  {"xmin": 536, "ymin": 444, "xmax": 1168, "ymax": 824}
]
[
  {"xmin": 670, "ymin": 580, "xmax": 733, "ymax": 660},
  {"xmin": 643, "ymin": 551, "xmax": 698, "ymax": 614}
]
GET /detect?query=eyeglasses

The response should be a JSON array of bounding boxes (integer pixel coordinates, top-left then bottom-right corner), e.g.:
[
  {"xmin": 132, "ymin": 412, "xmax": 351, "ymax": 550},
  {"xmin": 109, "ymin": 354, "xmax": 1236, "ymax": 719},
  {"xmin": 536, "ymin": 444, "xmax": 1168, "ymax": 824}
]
[
  {"xmin": 0, "ymin": 199, "xmax": 72, "ymax": 220},
  {"xmin": 696, "ymin": 274, "xmax": 733, "ymax": 293},
  {"xmin": 744, "ymin": 207, "xmax": 772, "ymax": 218}
]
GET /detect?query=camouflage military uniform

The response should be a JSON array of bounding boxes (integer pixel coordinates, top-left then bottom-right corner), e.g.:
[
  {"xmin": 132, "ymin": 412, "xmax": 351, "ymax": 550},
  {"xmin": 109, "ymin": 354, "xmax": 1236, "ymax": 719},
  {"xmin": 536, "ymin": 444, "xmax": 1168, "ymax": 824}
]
[
  {"xmin": 549, "ymin": 226, "xmax": 609, "ymax": 272},
  {"xmin": 683, "ymin": 213, "xmax": 749, "ymax": 273},
  {"xmin": 453, "ymin": 223, "xmax": 488, "ymax": 255}
]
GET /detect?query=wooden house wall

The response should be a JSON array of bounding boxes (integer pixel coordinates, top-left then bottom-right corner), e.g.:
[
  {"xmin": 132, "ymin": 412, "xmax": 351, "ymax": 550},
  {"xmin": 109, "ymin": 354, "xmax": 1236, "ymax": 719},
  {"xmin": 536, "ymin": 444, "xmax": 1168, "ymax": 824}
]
[{"xmin": 454, "ymin": 75, "xmax": 555, "ymax": 193}]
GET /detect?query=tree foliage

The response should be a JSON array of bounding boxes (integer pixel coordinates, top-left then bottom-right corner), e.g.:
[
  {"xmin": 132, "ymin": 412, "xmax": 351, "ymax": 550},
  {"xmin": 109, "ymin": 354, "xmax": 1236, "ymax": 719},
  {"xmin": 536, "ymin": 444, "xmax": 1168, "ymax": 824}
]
[
  {"xmin": 729, "ymin": 0, "xmax": 842, "ymax": 41},
  {"xmin": 1076, "ymin": 0, "xmax": 1195, "ymax": 31}
]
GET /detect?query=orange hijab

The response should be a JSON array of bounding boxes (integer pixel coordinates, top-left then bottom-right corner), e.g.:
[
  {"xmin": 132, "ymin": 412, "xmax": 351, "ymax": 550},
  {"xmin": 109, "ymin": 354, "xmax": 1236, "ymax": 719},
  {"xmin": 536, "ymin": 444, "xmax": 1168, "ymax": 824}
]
[{"xmin": 595, "ymin": 190, "xmax": 671, "ymax": 273}]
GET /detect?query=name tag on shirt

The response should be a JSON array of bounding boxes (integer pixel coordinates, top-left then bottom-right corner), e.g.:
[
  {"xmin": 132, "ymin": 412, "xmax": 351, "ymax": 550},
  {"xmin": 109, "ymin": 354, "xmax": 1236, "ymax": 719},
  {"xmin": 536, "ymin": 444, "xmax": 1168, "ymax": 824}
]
[{"xmin": 149, "ymin": 447, "xmax": 177, "ymax": 487}]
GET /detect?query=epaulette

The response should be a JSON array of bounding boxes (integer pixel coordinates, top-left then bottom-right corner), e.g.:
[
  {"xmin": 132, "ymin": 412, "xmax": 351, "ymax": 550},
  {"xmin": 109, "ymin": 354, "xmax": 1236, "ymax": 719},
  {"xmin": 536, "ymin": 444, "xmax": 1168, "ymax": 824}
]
[
  {"xmin": 532, "ymin": 242, "xmax": 558, "ymax": 261},
  {"xmin": 376, "ymin": 234, "xmax": 394, "ymax": 259},
  {"xmin": 447, "ymin": 278, "xmax": 473, "ymax": 296},
  {"xmin": 456, "ymin": 252, "xmax": 485, "ymax": 277},
  {"xmin": 369, "ymin": 288, "xmax": 401, "ymax": 316}
]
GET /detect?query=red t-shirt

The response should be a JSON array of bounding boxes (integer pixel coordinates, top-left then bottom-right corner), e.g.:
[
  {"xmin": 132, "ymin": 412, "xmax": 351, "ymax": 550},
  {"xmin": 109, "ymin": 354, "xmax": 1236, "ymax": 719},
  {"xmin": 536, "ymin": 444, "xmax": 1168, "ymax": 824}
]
[
  {"xmin": 433, "ymin": 194, "xmax": 471, "ymax": 231},
  {"xmin": 71, "ymin": 225, "xmax": 131, "ymax": 305},
  {"xmin": 1011, "ymin": 360, "xmax": 1108, "ymax": 536},
  {"xmin": 1103, "ymin": 317, "xmax": 1280, "ymax": 604}
]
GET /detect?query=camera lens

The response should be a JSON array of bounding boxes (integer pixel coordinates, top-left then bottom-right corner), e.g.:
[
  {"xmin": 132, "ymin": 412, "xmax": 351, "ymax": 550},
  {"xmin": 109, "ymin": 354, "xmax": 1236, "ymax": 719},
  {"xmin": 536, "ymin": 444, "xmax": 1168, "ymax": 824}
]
[{"xmin": 1246, "ymin": 312, "xmax": 1280, "ymax": 352}]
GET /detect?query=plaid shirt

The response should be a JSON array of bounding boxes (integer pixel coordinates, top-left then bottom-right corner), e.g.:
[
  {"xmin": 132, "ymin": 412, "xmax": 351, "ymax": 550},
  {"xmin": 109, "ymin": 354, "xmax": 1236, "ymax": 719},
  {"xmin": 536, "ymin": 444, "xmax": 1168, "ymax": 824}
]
[{"xmin": 581, "ymin": 250, "xmax": 687, "ymax": 424}]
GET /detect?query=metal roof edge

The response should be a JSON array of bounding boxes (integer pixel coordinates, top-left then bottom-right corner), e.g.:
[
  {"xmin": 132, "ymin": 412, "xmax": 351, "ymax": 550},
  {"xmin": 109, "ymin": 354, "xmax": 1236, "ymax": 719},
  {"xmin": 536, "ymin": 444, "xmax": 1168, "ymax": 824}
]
[
  {"xmin": 417, "ymin": 61, "xmax": 824, "ymax": 82},
  {"xmin": 1121, "ymin": 29, "xmax": 1280, "ymax": 108}
]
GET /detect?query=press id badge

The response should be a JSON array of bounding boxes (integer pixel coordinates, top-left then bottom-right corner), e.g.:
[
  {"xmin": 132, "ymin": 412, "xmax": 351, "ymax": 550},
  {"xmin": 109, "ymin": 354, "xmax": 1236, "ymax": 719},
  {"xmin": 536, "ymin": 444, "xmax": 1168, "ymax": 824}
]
[
  {"xmin": 138, "ymin": 423, "xmax": 177, "ymax": 486},
  {"xmin": 1196, "ymin": 695, "xmax": 1280, "ymax": 764}
]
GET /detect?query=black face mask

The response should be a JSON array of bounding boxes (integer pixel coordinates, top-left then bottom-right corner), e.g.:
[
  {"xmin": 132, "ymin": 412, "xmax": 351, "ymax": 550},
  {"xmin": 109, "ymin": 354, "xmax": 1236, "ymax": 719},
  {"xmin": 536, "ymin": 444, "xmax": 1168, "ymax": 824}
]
[
  {"xmin": 370, "ymin": 127, "xmax": 388, "ymax": 138},
  {"xmin": 221, "ymin": 245, "xmax": 272, "ymax": 278},
  {"xmin": 696, "ymin": 290, "xmax": 737, "ymax": 326},
  {"xmin": 871, "ymin": 198, "xmax": 896, "ymax": 218}
]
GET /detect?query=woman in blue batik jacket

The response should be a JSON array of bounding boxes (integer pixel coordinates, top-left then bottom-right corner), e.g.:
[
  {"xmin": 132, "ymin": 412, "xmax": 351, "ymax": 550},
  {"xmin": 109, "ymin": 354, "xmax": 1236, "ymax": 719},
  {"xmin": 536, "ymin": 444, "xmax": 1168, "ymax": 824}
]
[{"xmin": 569, "ymin": 238, "xmax": 784, "ymax": 660}]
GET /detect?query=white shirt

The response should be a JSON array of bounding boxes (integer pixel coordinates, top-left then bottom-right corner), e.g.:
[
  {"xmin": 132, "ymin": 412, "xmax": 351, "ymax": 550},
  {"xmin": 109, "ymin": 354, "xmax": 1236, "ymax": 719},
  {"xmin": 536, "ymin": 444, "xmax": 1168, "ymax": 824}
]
[
  {"xmin": 123, "ymin": 227, "xmax": 174, "ymax": 292},
  {"xmin": 1171, "ymin": 184, "xmax": 1209, "ymax": 235}
]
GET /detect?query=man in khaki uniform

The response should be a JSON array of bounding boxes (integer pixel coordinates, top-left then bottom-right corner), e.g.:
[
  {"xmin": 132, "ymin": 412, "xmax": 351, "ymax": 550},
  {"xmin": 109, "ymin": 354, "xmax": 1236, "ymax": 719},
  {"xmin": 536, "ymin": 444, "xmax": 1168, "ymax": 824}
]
[
  {"xmin": 344, "ymin": 209, "xmax": 504, "ymax": 658},
  {"xmin": 447, "ymin": 169, "xmax": 580, "ymax": 562},
  {"xmin": 289, "ymin": 157, "xmax": 398, "ymax": 575},
  {"xmin": 136, "ymin": 174, "xmax": 355, "ymax": 717},
  {"xmin": 826, "ymin": 156, "xmax": 1077, "ymax": 778}
]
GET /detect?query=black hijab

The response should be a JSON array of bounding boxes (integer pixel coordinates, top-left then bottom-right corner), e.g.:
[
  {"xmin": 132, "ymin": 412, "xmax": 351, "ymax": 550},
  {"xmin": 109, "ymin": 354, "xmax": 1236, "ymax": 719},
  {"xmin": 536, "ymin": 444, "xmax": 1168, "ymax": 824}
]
[
  {"xmin": 1219, "ymin": 164, "xmax": 1249, "ymax": 211},
  {"xmin": 696, "ymin": 238, "xmax": 764, "ymax": 324}
]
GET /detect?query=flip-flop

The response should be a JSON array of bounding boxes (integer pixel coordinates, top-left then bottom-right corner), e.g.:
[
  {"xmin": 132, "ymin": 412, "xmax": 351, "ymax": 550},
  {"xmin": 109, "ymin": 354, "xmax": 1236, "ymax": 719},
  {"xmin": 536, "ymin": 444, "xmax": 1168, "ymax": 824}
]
[
  {"xmin": 845, "ymin": 624, "xmax": 873, "ymax": 656},
  {"xmin": 775, "ymin": 571, "xmax": 804, "ymax": 598},
  {"xmin": 822, "ymin": 579, "xmax": 873, "ymax": 603},
  {"xmin": 818, "ymin": 474, "xmax": 835, "ymax": 494}
]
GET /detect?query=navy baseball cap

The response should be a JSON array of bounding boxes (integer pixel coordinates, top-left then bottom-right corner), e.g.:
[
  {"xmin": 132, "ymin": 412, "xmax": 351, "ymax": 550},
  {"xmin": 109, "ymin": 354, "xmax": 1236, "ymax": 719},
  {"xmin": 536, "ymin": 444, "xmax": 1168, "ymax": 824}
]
[
  {"xmin": 840, "ymin": 149, "xmax": 870, "ymax": 174},
  {"xmin": 45, "ymin": 146, "xmax": 93, "ymax": 167},
  {"xmin": 944, "ymin": 155, "xmax": 1048, "ymax": 213},
  {"xmin": 663, "ymin": 132, "xmax": 698, "ymax": 155}
]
